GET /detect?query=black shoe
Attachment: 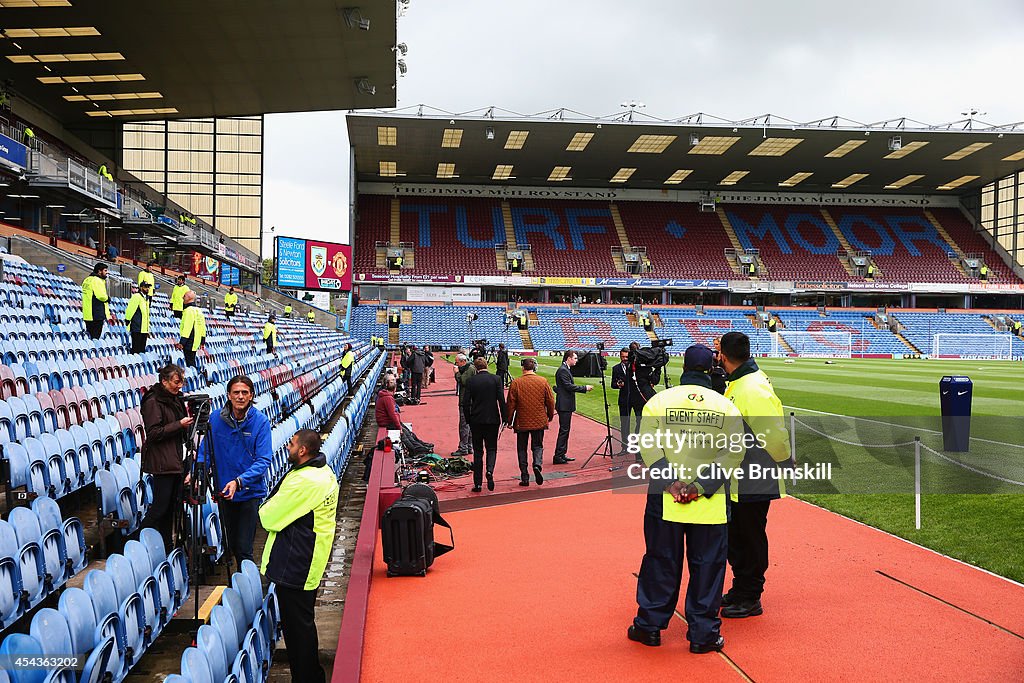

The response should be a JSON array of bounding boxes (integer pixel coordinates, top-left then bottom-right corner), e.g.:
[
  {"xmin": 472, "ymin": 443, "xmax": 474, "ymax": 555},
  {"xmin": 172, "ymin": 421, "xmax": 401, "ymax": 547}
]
[
  {"xmin": 721, "ymin": 593, "xmax": 734, "ymax": 607},
  {"xmin": 533, "ymin": 466, "xmax": 544, "ymax": 485},
  {"xmin": 451, "ymin": 449, "xmax": 468, "ymax": 457},
  {"xmin": 627, "ymin": 625, "xmax": 660, "ymax": 647},
  {"xmin": 721, "ymin": 600, "xmax": 762, "ymax": 619},
  {"xmin": 689, "ymin": 635, "xmax": 724, "ymax": 654},
  {"xmin": 519, "ymin": 478, "xmax": 529, "ymax": 487},
  {"xmin": 552, "ymin": 457, "xmax": 574, "ymax": 464},
  {"xmin": 471, "ymin": 486, "xmax": 482, "ymax": 493},
  {"xmin": 486, "ymin": 472, "xmax": 494, "ymax": 491}
]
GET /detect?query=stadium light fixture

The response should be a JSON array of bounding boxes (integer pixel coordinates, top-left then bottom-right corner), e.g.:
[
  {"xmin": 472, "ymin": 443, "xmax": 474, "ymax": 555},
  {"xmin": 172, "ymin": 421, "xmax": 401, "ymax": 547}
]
[
  {"xmin": 492, "ymin": 164, "xmax": 514, "ymax": 180},
  {"xmin": 749, "ymin": 137, "xmax": 804, "ymax": 156},
  {"xmin": 566, "ymin": 132, "xmax": 594, "ymax": 151},
  {"xmin": 628, "ymin": 134, "xmax": 676, "ymax": 153},
  {"xmin": 2, "ymin": 27, "xmax": 100, "ymax": 38},
  {"xmin": 342, "ymin": 7, "xmax": 371, "ymax": 30},
  {"xmin": 832, "ymin": 173, "xmax": 869, "ymax": 188},
  {"xmin": 39, "ymin": 74, "xmax": 145, "ymax": 84},
  {"xmin": 377, "ymin": 126, "xmax": 397, "ymax": 146},
  {"xmin": 664, "ymin": 169, "xmax": 693, "ymax": 184},
  {"xmin": 610, "ymin": 167, "xmax": 636, "ymax": 183},
  {"xmin": 936, "ymin": 175, "xmax": 980, "ymax": 191},
  {"xmin": 505, "ymin": 130, "xmax": 529, "ymax": 149},
  {"xmin": 548, "ymin": 166, "xmax": 571, "ymax": 182},
  {"xmin": 441, "ymin": 128, "xmax": 463, "ymax": 148},
  {"xmin": 7, "ymin": 52, "xmax": 123, "ymax": 63},
  {"xmin": 0, "ymin": 1, "xmax": 72, "ymax": 6},
  {"xmin": 884, "ymin": 174, "xmax": 925, "ymax": 190},
  {"xmin": 719, "ymin": 170, "xmax": 749, "ymax": 185},
  {"xmin": 485, "ymin": 127, "xmax": 495, "ymax": 140},
  {"xmin": 689, "ymin": 136, "xmax": 741, "ymax": 155},
  {"xmin": 1001, "ymin": 149, "xmax": 1024, "ymax": 161},
  {"xmin": 943, "ymin": 142, "xmax": 991, "ymax": 160},
  {"xmin": 689, "ymin": 133, "xmax": 699, "ymax": 146},
  {"xmin": 887, "ymin": 136, "xmax": 902, "ymax": 152},
  {"xmin": 884, "ymin": 140, "xmax": 928, "ymax": 159},
  {"xmin": 64, "ymin": 91, "xmax": 162, "ymax": 102},
  {"xmin": 825, "ymin": 139, "xmax": 866, "ymax": 158},
  {"xmin": 393, "ymin": 42, "xmax": 408, "ymax": 56},
  {"xmin": 397, "ymin": 59, "xmax": 407, "ymax": 76},
  {"xmin": 778, "ymin": 172, "xmax": 813, "ymax": 187},
  {"xmin": 436, "ymin": 162, "xmax": 457, "ymax": 179}
]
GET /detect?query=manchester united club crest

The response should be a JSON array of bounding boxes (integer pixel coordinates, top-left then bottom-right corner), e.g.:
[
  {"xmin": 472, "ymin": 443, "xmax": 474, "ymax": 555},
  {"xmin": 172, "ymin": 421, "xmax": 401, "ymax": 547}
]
[{"xmin": 331, "ymin": 250, "xmax": 348, "ymax": 278}]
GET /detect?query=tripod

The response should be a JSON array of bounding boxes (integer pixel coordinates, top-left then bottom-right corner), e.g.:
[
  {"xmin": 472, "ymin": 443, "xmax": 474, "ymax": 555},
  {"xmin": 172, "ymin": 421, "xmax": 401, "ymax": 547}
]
[
  {"xmin": 180, "ymin": 397, "xmax": 233, "ymax": 622},
  {"xmin": 581, "ymin": 352, "xmax": 625, "ymax": 470}
]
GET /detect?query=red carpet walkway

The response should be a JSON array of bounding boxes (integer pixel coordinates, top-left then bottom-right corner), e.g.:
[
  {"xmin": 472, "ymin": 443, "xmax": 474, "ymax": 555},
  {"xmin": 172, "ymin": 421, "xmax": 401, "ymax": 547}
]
[
  {"xmin": 362, "ymin": 490, "xmax": 1024, "ymax": 682},
  {"xmin": 395, "ymin": 360, "xmax": 621, "ymax": 507}
]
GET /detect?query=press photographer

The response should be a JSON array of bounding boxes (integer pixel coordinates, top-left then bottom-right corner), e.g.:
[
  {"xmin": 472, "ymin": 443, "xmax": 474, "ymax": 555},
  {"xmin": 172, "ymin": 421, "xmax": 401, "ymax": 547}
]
[
  {"xmin": 629, "ymin": 339, "xmax": 672, "ymax": 400},
  {"xmin": 139, "ymin": 363, "xmax": 193, "ymax": 552}
]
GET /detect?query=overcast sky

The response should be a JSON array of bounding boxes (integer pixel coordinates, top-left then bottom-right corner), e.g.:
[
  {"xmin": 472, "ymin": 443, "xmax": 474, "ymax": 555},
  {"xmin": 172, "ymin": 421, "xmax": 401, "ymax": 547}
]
[{"xmin": 261, "ymin": 0, "xmax": 1024, "ymax": 254}]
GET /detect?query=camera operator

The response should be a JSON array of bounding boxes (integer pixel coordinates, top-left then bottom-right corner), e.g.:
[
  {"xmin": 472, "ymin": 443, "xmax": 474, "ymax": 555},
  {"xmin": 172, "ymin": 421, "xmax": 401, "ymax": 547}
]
[
  {"xmin": 139, "ymin": 363, "xmax": 193, "ymax": 552},
  {"xmin": 196, "ymin": 375, "xmax": 272, "ymax": 566},
  {"xmin": 629, "ymin": 344, "xmax": 666, "ymax": 402},
  {"xmin": 612, "ymin": 347, "xmax": 644, "ymax": 456}
]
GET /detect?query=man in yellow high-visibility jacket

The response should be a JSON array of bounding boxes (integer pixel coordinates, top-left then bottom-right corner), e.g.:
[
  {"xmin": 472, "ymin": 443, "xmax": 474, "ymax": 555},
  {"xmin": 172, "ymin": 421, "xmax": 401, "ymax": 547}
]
[
  {"xmin": 179, "ymin": 290, "xmax": 206, "ymax": 368},
  {"xmin": 138, "ymin": 261, "xmax": 156, "ymax": 300},
  {"xmin": 171, "ymin": 275, "xmax": 190, "ymax": 319},
  {"xmin": 284, "ymin": 304, "xmax": 292, "ymax": 318},
  {"xmin": 341, "ymin": 343, "xmax": 355, "ymax": 395},
  {"xmin": 263, "ymin": 315, "xmax": 278, "ymax": 354},
  {"xmin": 717, "ymin": 331, "xmax": 789, "ymax": 620},
  {"xmin": 82, "ymin": 263, "xmax": 110, "ymax": 340},
  {"xmin": 125, "ymin": 282, "xmax": 151, "ymax": 354},
  {"xmin": 307, "ymin": 310, "xmax": 315, "ymax": 324},
  {"xmin": 629, "ymin": 345, "xmax": 744, "ymax": 654},
  {"xmin": 224, "ymin": 287, "xmax": 238, "ymax": 318}
]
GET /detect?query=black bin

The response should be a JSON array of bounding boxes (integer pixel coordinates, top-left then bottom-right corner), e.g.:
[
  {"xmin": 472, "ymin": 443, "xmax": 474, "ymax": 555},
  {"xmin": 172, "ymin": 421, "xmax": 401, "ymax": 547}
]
[{"xmin": 939, "ymin": 375, "xmax": 972, "ymax": 452}]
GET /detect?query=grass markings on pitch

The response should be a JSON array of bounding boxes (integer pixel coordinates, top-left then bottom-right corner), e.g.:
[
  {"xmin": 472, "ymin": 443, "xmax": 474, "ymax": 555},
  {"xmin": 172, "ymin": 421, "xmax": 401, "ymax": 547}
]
[{"xmin": 495, "ymin": 354, "xmax": 1024, "ymax": 582}]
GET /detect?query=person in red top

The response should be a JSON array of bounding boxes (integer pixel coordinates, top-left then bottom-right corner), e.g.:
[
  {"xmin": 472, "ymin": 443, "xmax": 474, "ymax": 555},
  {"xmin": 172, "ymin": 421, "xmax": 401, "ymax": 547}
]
[{"xmin": 375, "ymin": 375, "xmax": 402, "ymax": 430}]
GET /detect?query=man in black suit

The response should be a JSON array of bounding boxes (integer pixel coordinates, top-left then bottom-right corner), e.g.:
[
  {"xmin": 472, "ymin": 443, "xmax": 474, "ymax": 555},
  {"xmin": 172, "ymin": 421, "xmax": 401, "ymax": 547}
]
[
  {"xmin": 553, "ymin": 349, "xmax": 593, "ymax": 464},
  {"xmin": 496, "ymin": 343, "xmax": 511, "ymax": 387},
  {"xmin": 465, "ymin": 357, "xmax": 508, "ymax": 492},
  {"xmin": 612, "ymin": 347, "xmax": 644, "ymax": 456}
]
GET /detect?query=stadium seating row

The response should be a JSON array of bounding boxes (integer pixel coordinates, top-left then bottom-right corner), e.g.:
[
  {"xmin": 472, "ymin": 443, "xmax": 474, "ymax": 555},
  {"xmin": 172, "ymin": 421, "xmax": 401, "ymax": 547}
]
[{"xmin": 353, "ymin": 196, "xmax": 1019, "ymax": 284}]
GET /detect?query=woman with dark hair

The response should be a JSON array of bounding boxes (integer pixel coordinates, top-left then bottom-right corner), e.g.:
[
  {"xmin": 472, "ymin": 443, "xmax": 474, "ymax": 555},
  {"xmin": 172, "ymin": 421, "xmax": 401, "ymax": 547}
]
[{"xmin": 139, "ymin": 363, "xmax": 193, "ymax": 551}]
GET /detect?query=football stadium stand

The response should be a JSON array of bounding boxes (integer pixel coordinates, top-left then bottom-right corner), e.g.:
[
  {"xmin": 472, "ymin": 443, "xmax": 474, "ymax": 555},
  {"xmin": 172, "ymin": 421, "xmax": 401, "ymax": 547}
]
[
  {"xmin": 0, "ymin": 250, "xmax": 385, "ymax": 682},
  {"xmin": 354, "ymin": 196, "xmax": 1022, "ymax": 285}
]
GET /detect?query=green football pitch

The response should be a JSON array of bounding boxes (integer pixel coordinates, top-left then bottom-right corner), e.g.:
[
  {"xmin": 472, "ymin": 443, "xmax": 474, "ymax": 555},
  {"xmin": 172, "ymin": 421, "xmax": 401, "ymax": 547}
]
[{"xmin": 494, "ymin": 355, "xmax": 1024, "ymax": 582}]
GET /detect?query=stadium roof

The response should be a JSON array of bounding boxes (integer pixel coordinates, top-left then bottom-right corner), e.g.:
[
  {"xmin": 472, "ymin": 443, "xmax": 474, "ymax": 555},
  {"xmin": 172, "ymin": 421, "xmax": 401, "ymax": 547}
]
[
  {"xmin": 0, "ymin": 0, "xmax": 398, "ymax": 124},
  {"xmin": 348, "ymin": 106, "xmax": 1024, "ymax": 195}
]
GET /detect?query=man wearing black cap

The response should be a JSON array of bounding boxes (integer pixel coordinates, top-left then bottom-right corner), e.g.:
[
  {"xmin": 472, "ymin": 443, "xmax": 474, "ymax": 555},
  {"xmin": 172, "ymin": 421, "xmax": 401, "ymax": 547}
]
[{"xmin": 629, "ymin": 344, "xmax": 744, "ymax": 655}]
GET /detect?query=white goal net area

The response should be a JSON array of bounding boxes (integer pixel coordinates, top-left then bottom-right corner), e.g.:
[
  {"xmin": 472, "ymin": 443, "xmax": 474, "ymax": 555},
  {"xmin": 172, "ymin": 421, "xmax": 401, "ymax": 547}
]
[
  {"xmin": 932, "ymin": 333, "xmax": 1014, "ymax": 360},
  {"xmin": 773, "ymin": 331, "xmax": 853, "ymax": 358}
]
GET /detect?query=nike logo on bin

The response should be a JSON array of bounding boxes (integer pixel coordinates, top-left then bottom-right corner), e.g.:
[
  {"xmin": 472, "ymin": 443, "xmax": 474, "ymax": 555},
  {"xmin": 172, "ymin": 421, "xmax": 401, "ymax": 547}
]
[{"xmin": 957, "ymin": 391, "xmax": 968, "ymax": 396}]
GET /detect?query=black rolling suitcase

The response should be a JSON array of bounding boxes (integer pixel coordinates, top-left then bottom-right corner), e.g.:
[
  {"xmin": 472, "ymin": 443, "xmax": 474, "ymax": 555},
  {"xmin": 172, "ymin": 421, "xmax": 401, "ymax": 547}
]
[{"xmin": 382, "ymin": 483, "xmax": 454, "ymax": 576}]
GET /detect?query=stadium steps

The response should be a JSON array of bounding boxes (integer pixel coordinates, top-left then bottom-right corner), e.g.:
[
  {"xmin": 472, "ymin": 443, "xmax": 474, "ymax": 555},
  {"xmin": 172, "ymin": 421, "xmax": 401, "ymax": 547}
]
[
  {"xmin": 375, "ymin": 244, "xmax": 387, "ymax": 269},
  {"xmin": 401, "ymin": 309, "xmax": 413, "ymax": 324},
  {"xmin": 819, "ymin": 209, "xmax": 860, "ymax": 277},
  {"xmin": 652, "ymin": 313, "xmax": 664, "ymax": 327},
  {"xmin": 389, "ymin": 198, "xmax": 401, "ymax": 245},
  {"xmin": 528, "ymin": 311, "xmax": 539, "ymax": 325},
  {"xmin": 867, "ymin": 315, "xmax": 884, "ymax": 330},
  {"xmin": 389, "ymin": 327, "xmax": 400, "ymax": 345},
  {"xmin": 983, "ymin": 315, "xmax": 1002, "ymax": 331},
  {"xmin": 776, "ymin": 333, "xmax": 795, "ymax": 354},
  {"xmin": 500, "ymin": 202, "xmax": 518, "ymax": 249},
  {"xmin": 923, "ymin": 210, "xmax": 972, "ymax": 279},
  {"xmin": 518, "ymin": 327, "xmax": 533, "ymax": 350},
  {"xmin": 375, "ymin": 308, "xmax": 386, "ymax": 324},
  {"xmin": 895, "ymin": 331, "xmax": 921, "ymax": 353},
  {"xmin": 645, "ymin": 328, "xmax": 658, "ymax": 341},
  {"xmin": 746, "ymin": 313, "xmax": 762, "ymax": 328},
  {"xmin": 495, "ymin": 249, "xmax": 506, "ymax": 272},
  {"xmin": 715, "ymin": 208, "xmax": 747, "ymax": 275},
  {"xmin": 610, "ymin": 204, "xmax": 632, "ymax": 250},
  {"xmin": 626, "ymin": 311, "xmax": 639, "ymax": 326},
  {"xmin": 771, "ymin": 314, "xmax": 785, "ymax": 329}
]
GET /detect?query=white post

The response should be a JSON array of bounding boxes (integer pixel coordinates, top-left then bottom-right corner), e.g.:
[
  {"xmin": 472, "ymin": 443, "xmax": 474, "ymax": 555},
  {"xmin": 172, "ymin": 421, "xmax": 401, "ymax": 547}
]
[
  {"xmin": 789, "ymin": 412, "xmax": 797, "ymax": 488},
  {"xmin": 914, "ymin": 437, "xmax": 921, "ymax": 530}
]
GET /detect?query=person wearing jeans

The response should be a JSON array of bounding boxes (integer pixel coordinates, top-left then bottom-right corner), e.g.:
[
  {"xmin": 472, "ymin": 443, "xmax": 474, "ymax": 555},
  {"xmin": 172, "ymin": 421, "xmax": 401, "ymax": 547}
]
[
  {"xmin": 198, "ymin": 375, "xmax": 272, "ymax": 567},
  {"xmin": 139, "ymin": 363, "xmax": 193, "ymax": 552},
  {"xmin": 464, "ymin": 357, "xmax": 508, "ymax": 492},
  {"xmin": 504, "ymin": 357, "xmax": 555, "ymax": 486}
]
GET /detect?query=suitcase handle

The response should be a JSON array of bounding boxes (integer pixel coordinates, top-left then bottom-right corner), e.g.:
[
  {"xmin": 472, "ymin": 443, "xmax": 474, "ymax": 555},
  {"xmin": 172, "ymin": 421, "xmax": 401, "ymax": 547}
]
[{"xmin": 434, "ymin": 514, "xmax": 455, "ymax": 557}]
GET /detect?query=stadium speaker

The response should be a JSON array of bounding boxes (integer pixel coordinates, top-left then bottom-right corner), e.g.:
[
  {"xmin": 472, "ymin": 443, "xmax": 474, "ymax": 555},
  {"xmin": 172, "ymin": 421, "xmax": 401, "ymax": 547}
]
[{"xmin": 571, "ymin": 351, "xmax": 605, "ymax": 378}]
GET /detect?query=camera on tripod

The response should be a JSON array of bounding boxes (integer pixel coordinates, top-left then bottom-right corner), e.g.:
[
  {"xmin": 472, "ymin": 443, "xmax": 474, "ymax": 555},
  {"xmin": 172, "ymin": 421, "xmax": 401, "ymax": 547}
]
[
  {"xmin": 185, "ymin": 393, "xmax": 213, "ymax": 430},
  {"xmin": 629, "ymin": 339, "xmax": 673, "ymax": 395}
]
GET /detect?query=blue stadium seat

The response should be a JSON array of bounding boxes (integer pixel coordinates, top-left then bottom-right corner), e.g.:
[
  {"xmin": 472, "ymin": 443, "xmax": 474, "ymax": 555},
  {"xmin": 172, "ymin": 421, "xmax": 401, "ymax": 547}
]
[
  {"xmin": 181, "ymin": 646, "xmax": 215, "ymax": 683},
  {"xmin": 32, "ymin": 497, "xmax": 86, "ymax": 577},
  {"xmin": 82, "ymin": 569, "xmax": 130, "ymax": 680},
  {"xmin": 58, "ymin": 587, "xmax": 119, "ymax": 683},
  {"xmin": 197, "ymin": 623, "xmax": 229, "ymax": 682},
  {"xmin": 9, "ymin": 507, "xmax": 64, "ymax": 593},
  {"xmin": 0, "ymin": 633, "xmax": 45, "ymax": 683},
  {"xmin": 1, "ymin": 516, "xmax": 43, "ymax": 610},
  {"xmin": 231, "ymin": 648, "xmax": 256, "ymax": 683}
]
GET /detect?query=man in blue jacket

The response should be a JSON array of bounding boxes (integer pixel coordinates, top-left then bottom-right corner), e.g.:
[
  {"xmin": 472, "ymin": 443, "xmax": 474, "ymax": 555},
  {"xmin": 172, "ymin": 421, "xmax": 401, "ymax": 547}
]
[{"xmin": 198, "ymin": 375, "xmax": 272, "ymax": 566}]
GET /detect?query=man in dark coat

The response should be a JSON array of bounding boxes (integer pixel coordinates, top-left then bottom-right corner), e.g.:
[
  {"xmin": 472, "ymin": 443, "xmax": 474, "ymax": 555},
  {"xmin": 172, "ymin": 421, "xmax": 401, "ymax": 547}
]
[
  {"xmin": 612, "ymin": 347, "xmax": 644, "ymax": 455},
  {"xmin": 496, "ymin": 343, "xmax": 511, "ymax": 387},
  {"xmin": 409, "ymin": 345, "xmax": 426, "ymax": 402},
  {"xmin": 552, "ymin": 349, "xmax": 593, "ymax": 464},
  {"xmin": 464, "ymin": 357, "xmax": 508, "ymax": 492}
]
